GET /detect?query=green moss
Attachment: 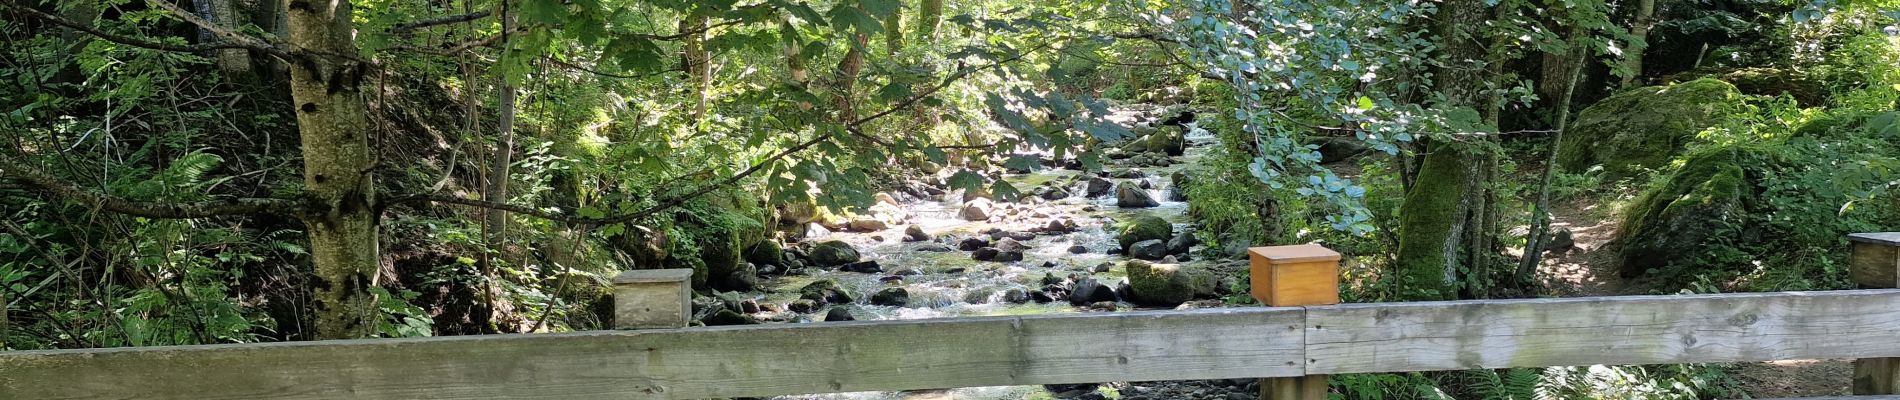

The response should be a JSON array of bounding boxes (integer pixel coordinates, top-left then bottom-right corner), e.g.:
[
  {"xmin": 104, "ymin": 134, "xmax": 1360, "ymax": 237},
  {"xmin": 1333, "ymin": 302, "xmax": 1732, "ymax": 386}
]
[
  {"xmin": 1117, "ymin": 214, "xmax": 1173, "ymax": 249},
  {"xmin": 1614, "ymin": 146, "xmax": 1761, "ymax": 277},
  {"xmin": 1557, "ymin": 78, "xmax": 1746, "ymax": 178},
  {"xmin": 1390, "ymin": 145, "xmax": 1477, "ymax": 300},
  {"xmin": 1124, "ymin": 260, "xmax": 1215, "ymax": 306}
]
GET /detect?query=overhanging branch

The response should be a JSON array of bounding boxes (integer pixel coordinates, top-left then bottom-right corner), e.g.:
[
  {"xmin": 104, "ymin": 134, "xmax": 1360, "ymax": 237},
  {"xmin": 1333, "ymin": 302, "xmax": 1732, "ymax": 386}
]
[{"xmin": 0, "ymin": 156, "xmax": 301, "ymax": 218}]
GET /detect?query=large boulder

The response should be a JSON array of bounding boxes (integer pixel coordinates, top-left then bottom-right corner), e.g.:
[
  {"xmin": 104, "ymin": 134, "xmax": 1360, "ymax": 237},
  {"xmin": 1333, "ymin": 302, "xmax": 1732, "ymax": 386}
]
[
  {"xmin": 1123, "ymin": 260, "xmax": 1216, "ymax": 306},
  {"xmin": 1116, "ymin": 181, "xmax": 1160, "ymax": 208},
  {"xmin": 807, "ymin": 240, "xmax": 861, "ymax": 267},
  {"xmin": 743, "ymin": 240, "xmax": 783, "ymax": 266},
  {"xmin": 1117, "ymin": 215, "xmax": 1173, "ymax": 250},
  {"xmin": 1613, "ymin": 147, "xmax": 1761, "ymax": 277},
  {"xmin": 1557, "ymin": 78, "xmax": 1745, "ymax": 178}
]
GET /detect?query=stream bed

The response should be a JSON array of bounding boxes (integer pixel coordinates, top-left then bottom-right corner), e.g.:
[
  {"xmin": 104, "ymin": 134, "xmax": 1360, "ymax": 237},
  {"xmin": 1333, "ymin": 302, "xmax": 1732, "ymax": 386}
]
[{"xmin": 712, "ymin": 105, "xmax": 1258, "ymax": 400}]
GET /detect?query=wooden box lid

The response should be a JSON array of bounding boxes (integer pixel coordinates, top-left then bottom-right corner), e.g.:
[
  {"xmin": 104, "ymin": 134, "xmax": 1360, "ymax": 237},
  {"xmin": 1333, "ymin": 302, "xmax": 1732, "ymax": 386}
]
[{"xmin": 1249, "ymin": 244, "xmax": 1342, "ymax": 264}]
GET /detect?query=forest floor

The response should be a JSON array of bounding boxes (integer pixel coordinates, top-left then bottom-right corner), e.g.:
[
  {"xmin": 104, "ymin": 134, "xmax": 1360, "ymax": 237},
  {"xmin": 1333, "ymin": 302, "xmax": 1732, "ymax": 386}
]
[{"xmin": 1536, "ymin": 198, "xmax": 1852, "ymax": 397}]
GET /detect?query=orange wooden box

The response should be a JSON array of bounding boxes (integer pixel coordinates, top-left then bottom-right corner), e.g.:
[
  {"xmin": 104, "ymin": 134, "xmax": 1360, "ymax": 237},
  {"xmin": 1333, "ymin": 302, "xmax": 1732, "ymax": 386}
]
[{"xmin": 1247, "ymin": 244, "xmax": 1341, "ymax": 306}]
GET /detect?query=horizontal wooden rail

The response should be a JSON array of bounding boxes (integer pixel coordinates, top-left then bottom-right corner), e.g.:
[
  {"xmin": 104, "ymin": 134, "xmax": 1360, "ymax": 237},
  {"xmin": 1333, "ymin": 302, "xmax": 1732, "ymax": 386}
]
[{"xmin": 4, "ymin": 290, "xmax": 1900, "ymax": 399}]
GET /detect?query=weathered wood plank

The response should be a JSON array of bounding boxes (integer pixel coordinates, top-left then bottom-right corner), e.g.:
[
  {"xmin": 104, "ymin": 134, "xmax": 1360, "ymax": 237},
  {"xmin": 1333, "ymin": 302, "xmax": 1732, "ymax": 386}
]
[
  {"xmin": 1305, "ymin": 290, "xmax": 1900, "ymax": 374},
  {"xmin": 0, "ymin": 307, "xmax": 1306, "ymax": 400}
]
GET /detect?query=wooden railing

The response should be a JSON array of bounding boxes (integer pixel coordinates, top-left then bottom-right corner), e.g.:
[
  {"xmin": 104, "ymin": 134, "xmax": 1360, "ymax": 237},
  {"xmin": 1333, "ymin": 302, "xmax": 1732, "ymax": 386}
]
[{"xmin": 0, "ymin": 234, "xmax": 1896, "ymax": 400}]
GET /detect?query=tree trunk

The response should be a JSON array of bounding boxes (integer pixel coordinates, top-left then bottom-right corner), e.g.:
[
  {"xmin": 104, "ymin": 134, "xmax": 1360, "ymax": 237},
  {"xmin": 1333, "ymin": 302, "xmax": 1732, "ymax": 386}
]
[
  {"xmin": 682, "ymin": 16, "xmax": 711, "ymax": 124},
  {"xmin": 1391, "ymin": 0, "xmax": 1495, "ymax": 300},
  {"xmin": 916, "ymin": 0, "xmax": 941, "ymax": 41},
  {"xmin": 285, "ymin": 0, "xmax": 380, "ymax": 340},
  {"xmin": 1517, "ymin": 26, "xmax": 1590, "ymax": 287},
  {"xmin": 1, "ymin": 292, "xmax": 9, "ymax": 349},
  {"xmin": 884, "ymin": 8, "xmax": 903, "ymax": 56},
  {"xmin": 833, "ymin": 33, "xmax": 869, "ymax": 122},
  {"xmin": 1622, "ymin": 0, "xmax": 1656, "ymax": 88},
  {"xmin": 485, "ymin": 2, "xmax": 517, "ymax": 247},
  {"xmin": 202, "ymin": 0, "xmax": 256, "ymax": 85}
]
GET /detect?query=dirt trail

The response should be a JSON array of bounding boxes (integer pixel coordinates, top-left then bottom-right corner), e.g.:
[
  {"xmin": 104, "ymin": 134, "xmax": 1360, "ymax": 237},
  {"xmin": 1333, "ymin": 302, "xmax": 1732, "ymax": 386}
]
[{"xmin": 1535, "ymin": 199, "xmax": 1851, "ymax": 397}]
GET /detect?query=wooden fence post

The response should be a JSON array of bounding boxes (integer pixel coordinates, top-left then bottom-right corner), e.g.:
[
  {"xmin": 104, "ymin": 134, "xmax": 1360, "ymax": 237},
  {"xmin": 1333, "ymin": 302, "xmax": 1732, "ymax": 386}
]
[
  {"xmin": 1850, "ymin": 232, "xmax": 1900, "ymax": 394},
  {"xmin": 612, "ymin": 269, "xmax": 693, "ymax": 330},
  {"xmin": 1249, "ymin": 244, "xmax": 1341, "ymax": 400}
]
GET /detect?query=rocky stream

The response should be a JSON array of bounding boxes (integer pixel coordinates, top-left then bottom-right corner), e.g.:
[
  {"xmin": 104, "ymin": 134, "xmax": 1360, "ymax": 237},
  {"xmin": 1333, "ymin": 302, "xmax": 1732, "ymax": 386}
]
[{"xmin": 704, "ymin": 105, "xmax": 1264, "ymax": 400}]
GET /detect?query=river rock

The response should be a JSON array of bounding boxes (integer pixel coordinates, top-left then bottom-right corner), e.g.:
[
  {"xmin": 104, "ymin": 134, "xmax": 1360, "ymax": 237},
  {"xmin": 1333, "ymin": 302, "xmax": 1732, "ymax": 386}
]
[
  {"xmin": 1037, "ymin": 186, "xmax": 1071, "ymax": 200},
  {"xmin": 804, "ymin": 223, "xmax": 831, "ymax": 240},
  {"xmin": 719, "ymin": 263, "xmax": 762, "ymax": 291},
  {"xmin": 1110, "ymin": 169, "xmax": 1147, "ymax": 179},
  {"xmin": 1129, "ymin": 239, "xmax": 1168, "ymax": 260},
  {"xmin": 847, "ymin": 218, "xmax": 888, "ymax": 232},
  {"xmin": 807, "ymin": 240, "xmax": 860, "ymax": 267},
  {"xmin": 972, "ymin": 247, "xmax": 1000, "ymax": 261},
  {"xmin": 1003, "ymin": 288, "xmax": 1032, "ymax": 304},
  {"xmin": 1067, "ymin": 245, "xmax": 1089, "ymax": 254},
  {"xmin": 959, "ymin": 198, "xmax": 993, "ymax": 221},
  {"xmin": 904, "ymin": 225, "xmax": 932, "ymax": 242},
  {"xmin": 1168, "ymin": 170, "xmax": 1191, "ymax": 201},
  {"xmin": 840, "ymin": 260, "xmax": 883, "ymax": 273},
  {"xmin": 1116, "ymin": 181, "xmax": 1159, "ymax": 208},
  {"xmin": 1116, "ymin": 214, "xmax": 1173, "ymax": 249},
  {"xmin": 915, "ymin": 243, "xmax": 954, "ymax": 252},
  {"xmin": 744, "ymin": 240, "xmax": 783, "ymax": 267},
  {"xmin": 1069, "ymin": 278, "xmax": 1120, "ymax": 305},
  {"xmin": 995, "ymin": 238, "xmax": 1028, "ymax": 252},
  {"xmin": 1084, "ymin": 176, "xmax": 1114, "ymax": 197},
  {"xmin": 1124, "ymin": 260, "xmax": 1216, "ymax": 306},
  {"xmin": 788, "ymin": 299, "xmax": 819, "ymax": 313},
  {"xmin": 1006, "ymin": 231, "xmax": 1038, "ymax": 241},
  {"xmin": 1547, "ymin": 227, "xmax": 1576, "ymax": 252},
  {"xmin": 875, "ymin": 192, "xmax": 900, "ymax": 206},
  {"xmin": 958, "ymin": 237, "xmax": 991, "ymax": 251},
  {"xmin": 1166, "ymin": 232, "xmax": 1198, "ymax": 255},
  {"xmin": 798, "ymin": 280, "xmax": 856, "ymax": 305},
  {"xmin": 823, "ymin": 308, "xmax": 856, "ymax": 321},
  {"xmin": 702, "ymin": 309, "xmax": 759, "ymax": 326},
  {"xmin": 870, "ymin": 288, "xmax": 910, "ymax": 306}
]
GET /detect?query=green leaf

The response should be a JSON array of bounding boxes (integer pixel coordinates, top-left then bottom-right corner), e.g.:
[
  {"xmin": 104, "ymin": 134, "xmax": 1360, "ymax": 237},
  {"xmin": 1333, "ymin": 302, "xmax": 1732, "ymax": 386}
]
[{"xmin": 947, "ymin": 169, "xmax": 985, "ymax": 192}]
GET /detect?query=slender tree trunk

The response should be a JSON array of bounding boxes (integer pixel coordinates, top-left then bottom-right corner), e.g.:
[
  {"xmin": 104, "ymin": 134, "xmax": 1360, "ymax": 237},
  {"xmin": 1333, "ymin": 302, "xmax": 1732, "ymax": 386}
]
[
  {"xmin": 1391, "ymin": 0, "xmax": 1495, "ymax": 300},
  {"xmin": 285, "ymin": 0, "xmax": 380, "ymax": 340},
  {"xmin": 1622, "ymin": 0, "xmax": 1655, "ymax": 88},
  {"xmin": 682, "ymin": 16, "xmax": 711, "ymax": 124},
  {"xmin": 916, "ymin": 0, "xmax": 941, "ymax": 41},
  {"xmin": 1517, "ymin": 27, "xmax": 1590, "ymax": 287},
  {"xmin": 484, "ymin": 1, "xmax": 516, "ymax": 247}
]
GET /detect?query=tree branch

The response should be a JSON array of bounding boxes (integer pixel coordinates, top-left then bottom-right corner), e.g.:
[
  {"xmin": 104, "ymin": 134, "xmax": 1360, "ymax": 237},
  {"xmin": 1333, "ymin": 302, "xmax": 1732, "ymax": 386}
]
[
  {"xmin": 1, "ymin": 0, "xmax": 265, "ymax": 54},
  {"xmin": 142, "ymin": 0, "xmax": 290, "ymax": 60},
  {"xmin": 0, "ymin": 155, "xmax": 299, "ymax": 218},
  {"xmin": 389, "ymin": 11, "xmax": 492, "ymax": 32}
]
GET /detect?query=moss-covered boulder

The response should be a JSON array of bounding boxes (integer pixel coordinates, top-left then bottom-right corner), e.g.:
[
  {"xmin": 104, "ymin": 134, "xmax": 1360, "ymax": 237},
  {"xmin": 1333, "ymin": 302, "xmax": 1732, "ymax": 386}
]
[
  {"xmin": 1117, "ymin": 214, "xmax": 1173, "ymax": 250},
  {"xmin": 744, "ymin": 240, "xmax": 783, "ymax": 266},
  {"xmin": 1614, "ymin": 147, "xmax": 1764, "ymax": 277},
  {"xmin": 1124, "ymin": 260, "xmax": 1216, "ymax": 306},
  {"xmin": 807, "ymin": 240, "xmax": 861, "ymax": 267},
  {"xmin": 1557, "ymin": 78, "xmax": 1745, "ymax": 178}
]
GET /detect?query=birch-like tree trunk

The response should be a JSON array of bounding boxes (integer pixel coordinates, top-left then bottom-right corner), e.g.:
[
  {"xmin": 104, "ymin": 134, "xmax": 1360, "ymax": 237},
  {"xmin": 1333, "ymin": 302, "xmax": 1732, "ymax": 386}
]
[{"xmin": 284, "ymin": 0, "xmax": 381, "ymax": 339}]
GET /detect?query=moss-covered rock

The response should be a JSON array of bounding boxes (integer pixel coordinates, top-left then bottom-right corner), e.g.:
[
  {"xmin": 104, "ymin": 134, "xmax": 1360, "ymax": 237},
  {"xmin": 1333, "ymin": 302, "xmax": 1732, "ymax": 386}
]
[
  {"xmin": 1557, "ymin": 78, "xmax": 1745, "ymax": 178},
  {"xmin": 1123, "ymin": 260, "xmax": 1216, "ymax": 306},
  {"xmin": 1666, "ymin": 68, "xmax": 1827, "ymax": 107},
  {"xmin": 799, "ymin": 280, "xmax": 856, "ymax": 305},
  {"xmin": 1614, "ymin": 146, "xmax": 1763, "ymax": 277},
  {"xmin": 807, "ymin": 240, "xmax": 861, "ymax": 267},
  {"xmin": 744, "ymin": 240, "xmax": 783, "ymax": 266},
  {"xmin": 1117, "ymin": 214, "xmax": 1173, "ymax": 250}
]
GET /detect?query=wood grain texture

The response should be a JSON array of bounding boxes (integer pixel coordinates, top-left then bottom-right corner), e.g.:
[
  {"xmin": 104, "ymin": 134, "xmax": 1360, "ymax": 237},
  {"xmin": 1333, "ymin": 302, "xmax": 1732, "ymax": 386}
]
[
  {"xmin": 1305, "ymin": 290, "xmax": 1900, "ymax": 374},
  {"xmin": 0, "ymin": 307, "xmax": 1305, "ymax": 400},
  {"xmin": 1851, "ymin": 241, "xmax": 1899, "ymax": 289},
  {"xmin": 1855, "ymin": 358, "xmax": 1900, "ymax": 394}
]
